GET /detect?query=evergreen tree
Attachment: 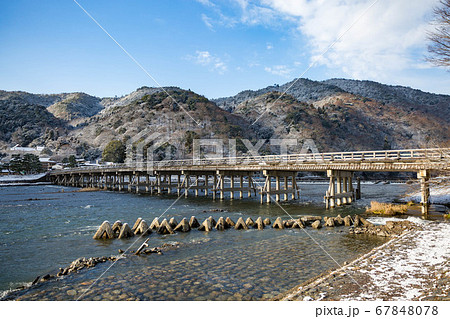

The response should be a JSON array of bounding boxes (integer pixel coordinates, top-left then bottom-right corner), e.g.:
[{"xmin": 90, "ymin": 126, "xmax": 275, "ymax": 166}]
[{"xmin": 102, "ymin": 140, "xmax": 126, "ymax": 163}]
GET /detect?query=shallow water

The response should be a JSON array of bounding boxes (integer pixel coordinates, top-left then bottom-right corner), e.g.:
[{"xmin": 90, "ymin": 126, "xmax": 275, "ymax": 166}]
[{"xmin": 0, "ymin": 183, "xmax": 407, "ymax": 300}]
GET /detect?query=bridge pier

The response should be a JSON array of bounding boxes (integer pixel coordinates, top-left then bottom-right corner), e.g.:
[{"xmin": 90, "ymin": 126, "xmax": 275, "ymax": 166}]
[
  {"xmin": 260, "ymin": 170, "xmax": 299, "ymax": 204},
  {"xmin": 215, "ymin": 170, "xmax": 255, "ymax": 201},
  {"xmin": 418, "ymin": 169, "xmax": 430, "ymax": 215},
  {"xmin": 325, "ymin": 170, "xmax": 354, "ymax": 209}
]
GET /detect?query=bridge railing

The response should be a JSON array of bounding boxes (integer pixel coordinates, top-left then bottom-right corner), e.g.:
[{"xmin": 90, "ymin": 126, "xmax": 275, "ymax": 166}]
[{"xmin": 52, "ymin": 148, "xmax": 450, "ymax": 173}]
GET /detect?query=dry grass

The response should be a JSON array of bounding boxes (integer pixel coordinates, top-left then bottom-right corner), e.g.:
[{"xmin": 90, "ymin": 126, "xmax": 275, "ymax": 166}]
[
  {"xmin": 366, "ymin": 201, "xmax": 408, "ymax": 216},
  {"xmin": 75, "ymin": 187, "xmax": 102, "ymax": 192}
]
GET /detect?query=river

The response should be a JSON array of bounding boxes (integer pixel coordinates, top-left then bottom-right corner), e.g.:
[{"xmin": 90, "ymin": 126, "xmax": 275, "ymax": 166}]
[{"xmin": 0, "ymin": 182, "xmax": 407, "ymax": 300}]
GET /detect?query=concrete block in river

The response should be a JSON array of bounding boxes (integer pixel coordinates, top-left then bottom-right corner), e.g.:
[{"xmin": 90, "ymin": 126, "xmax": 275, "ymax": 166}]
[
  {"xmin": 353, "ymin": 215, "xmax": 361, "ymax": 227},
  {"xmin": 344, "ymin": 215, "xmax": 353, "ymax": 226},
  {"xmin": 215, "ymin": 217, "xmax": 226, "ymax": 231},
  {"xmin": 149, "ymin": 217, "xmax": 160, "ymax": 230},
  {"xmin": 174, "ymin": 218, "xmax": 191, "ymax": 232},
  {"xmin": 311, "ymin": 220, "xmax": 322, "ymax": 229},
  {"xmin": 189, "ymin": 216, "xmax": 200, "ymax": 228},
  {"xmin": 300, "ymin": 216, "xmax": 322, "ymax": 226},
  {"xmin": 131, "ymin": 218, "xmax": 143, "ymax": 233},
  {"xmin": 207, "ymin": 216, "xmax": 217, "ymax": 227},
  {"xmin": 198, "ymin": 218, "xmax": 212, "ymax": 232},
  {"xmin": 112, "ymin": 220, "xmax": 123, "ymax": 236},
  {"xmin": 245, "ymin": 217, "xmax": 255, "ymax": 227},
  {"xmin": 168, "ymin": 217, "xmax": 178, "ymax": 229},
  {"xmin": 157, "ymin": 219, "xmax": 175, "ymax": 235},
  {"xmin": 134, "ymin": 220, "xmax": 151, "ymax": 236},
  {"xmin": 325, "ymin": 217, "xmax": 335, "ymax": 227},
  {"xmin": 234, "ymin": 217, "xmax": 248, "ymax": 230},
  {"xmin": 93, "ymin": 221, "xmax": 115, "ymax": 239},
  {"xmin": 335, "ymin": 215, "xmax": 344, "ymax": 226},
  {"xmin": 291, "ymin": 219, "xmax": 305, "ymax": 229},
  {"xmin": 272, "ymin": 217, "xmax": 284, "ymax": 229},
  {"xmin": 225, "ymin": 217, "xmax": 235, "ymax": 227},
  {"xmin": 118, "ymin": 223, "xmax": 134, "ymax": 239},
  {"xmin": 359, "ymin": 216, "xmax": 373, "ymax": 227},
  {"xmin": 284, "ymin": 219, "xmax": 295, "ymax": 228},
  {"xmin": 254, "ymin": 217, "xmax": 264, "ymax": 230},
  {"xmin": 263, "ymin": 218, "xmax": 271, "ymax": 226}
]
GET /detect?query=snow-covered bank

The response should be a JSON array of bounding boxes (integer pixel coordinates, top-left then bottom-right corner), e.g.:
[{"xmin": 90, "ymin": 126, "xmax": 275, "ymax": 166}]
[
  {"xmin": 281, "ymin": 217, "xmax": 450, "ymax": 301},
  {"xmin": 0, "ymin": 173, "xmax": 48, "ymax": 183},
  {"xmin": 402, "ymin": 177, "xmax": 450, "ymax": 205}
]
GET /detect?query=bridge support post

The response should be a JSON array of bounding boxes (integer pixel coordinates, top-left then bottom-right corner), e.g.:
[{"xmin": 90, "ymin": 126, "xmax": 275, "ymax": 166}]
[
  {"xmin": 418, "ymin": 170, "xmax": 430, "ymax": 215},
  {"xmin": 261, "ymin": 170, "xmax": 298, "ymax": 203},
  {"xmin": 185, "ymin": 175, "xmax": 190, "ymax": 198},
  {"xmin": 240, "ymin": 176, "xmax": 243, "ymax": 199},
  {"xmin": 326, "ymin": 170, "xmax": 354, "ymax": 209},
  {"xmin": 230, "ymin": 175, "xmax": 234, "ymax": 199},
  {"xmin": 213, "ymin": 175, "xmax": 217, "ymax": 200},
  {"xmin": 356, "ymin": 177, "xmax": 361, "ymax": 200}
]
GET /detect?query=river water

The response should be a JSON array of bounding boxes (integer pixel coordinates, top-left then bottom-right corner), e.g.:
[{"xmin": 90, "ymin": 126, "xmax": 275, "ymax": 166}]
[{"xmin": 0, "ymin": 182, "xmax": 407, "ymax": 300}]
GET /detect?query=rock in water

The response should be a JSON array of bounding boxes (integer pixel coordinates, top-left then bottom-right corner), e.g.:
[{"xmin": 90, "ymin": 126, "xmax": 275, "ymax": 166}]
[
  {"xmin": 272, "ymin": 217, "xmax": 284, "ymax": 229},
  {"xmin": 118, "ymin": 223, "xmax": 134, "ymax": 239},
  {"xmin": 207, "ymin": 216, "xmax": 217, "ymax": 227},
  {"xmin": 225, "ymin": 217, "xmax": 235, "ymax": 227},
  {"xmin": 325, "ymin": 217, "xmax": 335, "ymax": 227},
  {"xmin": 156, "ymin": 219, "xmax": 175, "ymax": 235},
  {"xmin": 174, "ymin": 218, "xmax": 191, "ymax": 232},
  {"xmin": 149, "ymin": 217, "xmax": 160, "ymax": 230},
  {"xmin": 311, "ymin": 220, "xmax": 322, "ymax": 229},
  {"xmin": 198, "ymin": 218, "xmax": 212, "ymax": 232},
  {"xmin": 189, "ymin": 216, "xmax": 200, "ymax": 228},
  {"xmin": 344, "ymin": 215, "xmax": 353, "ymax": 226},
  {"xmin": 254, "ymin": 217, "xmax": 264, "ymax": 230},
  {"xmin": 131, "ymin": 218, "xmax": 143, "ymax": 233},
  {"xmin": 169, "ymin": 217, "xmax": 178, "ymax": 229},
  {"xmin": 93, "ymin": 221, "xmax": 115, "ymax": 239},
  {"xmin": 245, "ymin": 217, "xmax": 255, "ymax": 227},
  {"xmin": 215, "ymin": 217, "xmax": 226, "ymax": 231},
  {"xmin": 134, "ymin": 220, "xmax": 151, "ymax": 236},
  {"xmin": 112, "ymin": 220, "xmax": 123, "ymax": 236},
  {"xmin": 234, "ymin": 217, "xmax": 248, "ymax": 230},
  {"xmin": 263, "ymin": 218, "xmax": 271, "ymax": 226}
]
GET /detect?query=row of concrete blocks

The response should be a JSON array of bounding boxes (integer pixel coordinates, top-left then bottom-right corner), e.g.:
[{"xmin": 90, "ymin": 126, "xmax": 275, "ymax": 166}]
[{"xmin": 93, "ymin": 214, "xmax": 371, "ymax": 239}]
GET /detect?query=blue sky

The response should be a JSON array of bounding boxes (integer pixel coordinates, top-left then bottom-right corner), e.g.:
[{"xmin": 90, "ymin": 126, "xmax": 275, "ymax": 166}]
[{"xmin": 0, "ymin": 0, "xmax": 449, "ymax": 98}]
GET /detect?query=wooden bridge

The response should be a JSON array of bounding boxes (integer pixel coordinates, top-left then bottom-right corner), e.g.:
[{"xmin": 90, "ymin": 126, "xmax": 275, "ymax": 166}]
[{"xmin": 50, "ymin": 148, "xmax": 450, "ymax": 214}]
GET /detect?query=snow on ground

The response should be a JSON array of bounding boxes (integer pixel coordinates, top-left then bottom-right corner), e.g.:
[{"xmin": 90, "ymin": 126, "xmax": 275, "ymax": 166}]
[
  {"xmin": 347, "ymin": 221, "xmax": 450, "ymax": 300},
  {"xmin": 0, "ymin": 173, "xmax": 47, "ymax": 182},
  {"xmin": 403, "ymin": 178, "xmax": 450, "ymax": 205}
]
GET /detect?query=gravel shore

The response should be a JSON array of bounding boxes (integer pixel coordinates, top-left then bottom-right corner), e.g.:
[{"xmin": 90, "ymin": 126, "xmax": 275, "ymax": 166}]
[{"xmin": 276, "ymin": 219, "xmax": 450, "ymax": 301}]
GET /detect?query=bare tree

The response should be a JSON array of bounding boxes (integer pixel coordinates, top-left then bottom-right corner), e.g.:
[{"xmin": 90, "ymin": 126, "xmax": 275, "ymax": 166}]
[{"xmin": 427, "ymin": 0, "xmax": 450, "ymax": 68}]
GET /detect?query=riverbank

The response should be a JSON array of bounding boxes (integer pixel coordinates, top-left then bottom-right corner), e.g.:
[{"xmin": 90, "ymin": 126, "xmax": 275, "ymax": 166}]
[{"xmin": 276, "ymin": 217, "xmax": 450, "ymax": 301}]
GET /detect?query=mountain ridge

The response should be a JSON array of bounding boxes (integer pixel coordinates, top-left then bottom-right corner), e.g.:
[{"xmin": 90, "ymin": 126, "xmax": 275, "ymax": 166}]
[{"xmin": 0, "ymin": 78, "xmax": 448, "ymax": 161}]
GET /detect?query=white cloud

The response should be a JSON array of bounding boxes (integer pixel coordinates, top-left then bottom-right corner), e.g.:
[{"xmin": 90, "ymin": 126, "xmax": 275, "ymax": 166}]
[
  {"xmin": 201, "ymin": 13, "xmax": 214, "ymax": 30},
  {"xmin": 260, "ymin": 0, "xmax": 440, "ymax": 82},
  {"xmin": 190, "ymin": 50, "xmax": 228, "ymax": 74},
  {"xmin": 264, "ymin": 65, "xmax": 293, "ymax": 77},
  {"xmin": 266, "ymin": 42, "xmax": 273, "ymax": 50}
]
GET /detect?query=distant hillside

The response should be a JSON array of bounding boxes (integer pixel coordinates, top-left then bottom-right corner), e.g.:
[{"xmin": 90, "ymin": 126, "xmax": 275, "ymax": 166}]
[
  {"xmin": 47, "ymin": 93, "xmax": 103, "ymax": 122},
  {"xmin": 213, "ymin": 78, "xmax": 344, "ymax": 112},
  {"xmin": 0, "ymin": 78, "xmax": 448, "ymax": 161},
  {"xmin": 0, "ymin": 96, "xmax": 65, "ymax": 147}
]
